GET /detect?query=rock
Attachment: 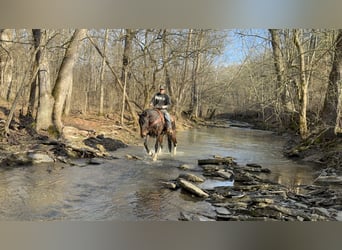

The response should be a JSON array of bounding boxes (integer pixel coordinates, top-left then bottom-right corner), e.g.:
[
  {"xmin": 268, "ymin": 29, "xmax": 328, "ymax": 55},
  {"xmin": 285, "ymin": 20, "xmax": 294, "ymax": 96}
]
[
  {"xmin": 238, "ymin": 165, "xmax": 271, "ymax": 173},
  {"xmin": 201, "ymin": 164, "xmax": 222, "ymax": 172},
  {"xmin": 335, "ymin": 211, "xmax": 342, "ymax": 221},
  {"xmin": 126, "ymin": 154, "xmax": 143, "ymax": 160},
  {"xmin": 179, "ymin": 211, "xmax": 193, "ymax": 221},
  {"xmin": 311, "ymin": 207, "xmax": 330, "ymax": 217},
  {"xmin": 198, "ymin": 157, "xmax": 237, "ymax": 166},
  {"xmin": 88, "ymin": 158, "xmax": 104, "ymax": 165},
  {"xmin": 178, "ymin": 178, "xmax": 209, "ymax": 198},
  {"xmin": 178, "ymin": 164, "xmax": 194, "ymax": 170},
  {"xmin": 246, "ymin": 163, "xmax": 262, "ymax": 168},
  {"xmin": 96, "ymin": 144, "xmax": 106, "ymax": 152},
  {"xmin": 84, "ymin": 136, "xmax": 127, "ymax": 151},
  {"xmin": 179, "ymin": 211, "xmax": 215, "ymax": 221},
  {"xmin": 27, "ymin": 152, "xmax": 54, "ymax": 164},
  {"xmin": 216, "ymin": 169, "xmax": 234, "ymax": 180},
  {"xmin": 215, "ymin": 207, "xmax": 231, "ymax": 215},
  {"xmin": 160, "ymin": 181, "xmax": 177, "ymax": 190},
  {"xmin": 314, "ymin": 175, "xmax": 342, "ymax": 184},
  {"xmin": 178, "ymin": 173, "xmax": 205, "ymax": 182}
]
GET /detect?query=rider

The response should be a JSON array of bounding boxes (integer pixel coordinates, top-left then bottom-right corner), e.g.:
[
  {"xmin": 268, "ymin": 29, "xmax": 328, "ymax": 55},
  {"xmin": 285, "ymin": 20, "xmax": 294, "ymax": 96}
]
[{"xmin": 150, "ymin": 85, "xmax": 173, "ymax": 135}]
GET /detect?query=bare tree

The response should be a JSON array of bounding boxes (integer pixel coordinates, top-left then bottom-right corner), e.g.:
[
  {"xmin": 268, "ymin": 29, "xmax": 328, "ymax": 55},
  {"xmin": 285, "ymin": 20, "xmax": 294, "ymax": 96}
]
[
  {"xmin": 269, "ymin": 29, "xmax": 295, "ymax": 112},
  {"xmin": 99, "ymin": 29, "xmax": 108, "ymax": 116},
  {"xmin": 34, "ymin": 29, "xmax": 56, "ymax": 131},
  {"xmin": 0, "ymin": 29, "xmax": 14, "ymax": 101},
  {"xmin": 52, "ymin": 29, "xmax": 87, "ymax": 137},
  {"xmin": 293, "ymin": 29, "xmax": 309, "ymax": 139},
  {"xmin": 322, "ymin": 29, "xmax": 342, "ymax": 134},
  {"xmin": 3, "ymin": 47, "xmax": 39, "ymax": 136},
  {"xmin": 190, "ymin": 30, "xmax": 204, "ymax": 118},
  {"xmin": 120, "ymin": 29, "xmax": 135, "ymax": 124},
  {"xmin": 87, "ymin": 34, "xmax": 139, "ymax": 126}
]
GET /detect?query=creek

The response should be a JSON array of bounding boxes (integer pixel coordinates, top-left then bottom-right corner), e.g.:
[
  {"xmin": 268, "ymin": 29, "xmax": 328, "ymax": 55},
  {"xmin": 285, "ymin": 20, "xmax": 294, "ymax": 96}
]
[{"xmin": 0, "ymin": 126, "xmax": 319, "ymax": 221}]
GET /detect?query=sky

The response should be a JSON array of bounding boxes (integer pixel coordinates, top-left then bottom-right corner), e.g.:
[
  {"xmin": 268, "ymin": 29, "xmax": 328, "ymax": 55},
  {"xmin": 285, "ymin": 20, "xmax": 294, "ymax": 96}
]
[{"xmin": 215, "ymin": 29, "xmax": 270, "ymax": 66}]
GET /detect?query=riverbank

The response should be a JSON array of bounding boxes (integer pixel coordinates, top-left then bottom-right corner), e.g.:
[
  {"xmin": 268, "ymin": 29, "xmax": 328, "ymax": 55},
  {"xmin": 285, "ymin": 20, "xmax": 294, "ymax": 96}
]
[
  {"xmin": 0, "ymin": 109, "xmax": 194, "ymax": 166},
  {"xmin": 213, "ymin": 112, "xmax": 342, "ymax": 176}
]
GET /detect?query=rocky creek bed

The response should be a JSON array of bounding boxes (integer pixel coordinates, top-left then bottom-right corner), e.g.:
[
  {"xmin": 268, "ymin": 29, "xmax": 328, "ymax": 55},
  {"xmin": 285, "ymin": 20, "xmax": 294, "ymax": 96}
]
[
  {"xmin": 160, "ymin": 156, "xmax": 342, "ymax": 221},
  {"xmin": 1, "ymin": 115, "xmax": 341, "ymax": 221}
]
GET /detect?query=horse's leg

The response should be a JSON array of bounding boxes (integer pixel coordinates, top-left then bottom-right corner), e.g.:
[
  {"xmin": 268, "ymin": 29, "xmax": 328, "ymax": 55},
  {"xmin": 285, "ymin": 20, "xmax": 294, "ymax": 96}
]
[
  {"xmin": 167, "ymin": 134, "xmax": 177, "ymax": 156},
  {"xmin": 152, "ymin": 135, "xmax": 164, "ymax": 161},
  {"xmin": 173, "ymin": 134, "xmax": 177, "ymax": 156},
  {"xmin": 143, "ymin": 136, "xmax": 152, "ymax": 155},
  {"xmin": 167, "ymin": 134, "xmax": 172, "ymax": 153},
  {"xmin": 152, "ymin": 138, "xmax": 159, "ymax": 161},
  {"xmin": 156, "ymin": 134, "xmax": 163, "ymax": 154},
  {"xmin": 156, "ymin": 135, "xmax": 163, "ymax": 154}
]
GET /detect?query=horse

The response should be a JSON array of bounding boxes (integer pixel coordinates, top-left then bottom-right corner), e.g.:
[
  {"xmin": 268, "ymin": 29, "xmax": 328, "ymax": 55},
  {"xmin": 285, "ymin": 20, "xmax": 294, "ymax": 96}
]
[{"xmin": 138, "ymin": 109, "xmax": 177, "ymax": 161}]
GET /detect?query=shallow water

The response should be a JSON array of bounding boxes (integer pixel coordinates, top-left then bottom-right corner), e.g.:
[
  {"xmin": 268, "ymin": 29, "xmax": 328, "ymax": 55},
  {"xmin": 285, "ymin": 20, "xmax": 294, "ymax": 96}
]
[{"xmin": 0, "ymin": 127, "xmax": 319, "ymax": 221}]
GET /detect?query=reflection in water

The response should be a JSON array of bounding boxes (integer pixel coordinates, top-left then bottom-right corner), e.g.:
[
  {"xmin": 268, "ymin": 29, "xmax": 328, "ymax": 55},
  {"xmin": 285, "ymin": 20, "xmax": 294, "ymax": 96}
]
[
  {"xmin": 0, "ymin": 127, "xmax": 318, "ymax": 220},
  {"xmin": 133, "ymin": 189, "xmax": 163, "ymax": 219}
]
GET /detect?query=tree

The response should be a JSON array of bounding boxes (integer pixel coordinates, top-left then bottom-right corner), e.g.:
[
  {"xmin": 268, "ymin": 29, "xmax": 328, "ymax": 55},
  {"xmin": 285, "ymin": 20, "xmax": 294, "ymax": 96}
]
[
  {"xmin": 293, "ymin": 29, "xmax": 309, "ymax": 139},
  {"xmin": 99, "ymin": 29, "xmax": 108, "ymax": 116},
  {"xmin": 34, "ymin": 29, "xmax": 55, "ymax": 131},
  {"xmin": 52, "ymin": 29, "xmax": 87, "ymax": 137},
  {"xmin": 269, "ymin": 29, "xmax": 295, "ymax": 113},
  {"xmin": 120, "ymin": 29, "xmax": 135, "ymax": 124},
  {"xmin": 322, "ymin": 29, "xmax": 342, "ymax": 134},
  {"xmin": 87, "ymin": 34, "xmax": 139, "ymax": 126},
  {"xmin": 0, "ymin": 29, "xmax": 14, "ymax": 101},
  {"xmin": 190, "ymin": 30, "xmax": 204, "ymax": 118}
]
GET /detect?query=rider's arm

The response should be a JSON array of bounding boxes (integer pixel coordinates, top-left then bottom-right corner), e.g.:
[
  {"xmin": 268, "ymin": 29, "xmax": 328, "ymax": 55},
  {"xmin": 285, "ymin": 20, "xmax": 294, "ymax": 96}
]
[
  {"xmin": 162, "ymin": 95, "xmax": 171, "ymax": 109},
  {"xmin": 150, "ymin": 94, "xmax": 156, "ymax": 107}
]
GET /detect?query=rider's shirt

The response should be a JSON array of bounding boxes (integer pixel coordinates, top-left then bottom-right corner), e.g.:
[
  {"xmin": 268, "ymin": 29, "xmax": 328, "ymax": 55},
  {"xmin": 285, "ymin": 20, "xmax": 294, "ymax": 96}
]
[{"xmin": 151, "ymin": 93, "xmax": 171, "ymax": 109}]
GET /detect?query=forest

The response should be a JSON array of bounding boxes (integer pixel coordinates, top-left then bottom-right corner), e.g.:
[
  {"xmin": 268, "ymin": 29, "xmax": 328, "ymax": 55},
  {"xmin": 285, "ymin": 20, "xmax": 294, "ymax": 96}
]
[
  {"xmin": 0, "ymin": 29, "xmax": 341, "ymax": 157},
  {"xmin": 0, "ymin": 28, "xmax": 342, "ymax": 223}
]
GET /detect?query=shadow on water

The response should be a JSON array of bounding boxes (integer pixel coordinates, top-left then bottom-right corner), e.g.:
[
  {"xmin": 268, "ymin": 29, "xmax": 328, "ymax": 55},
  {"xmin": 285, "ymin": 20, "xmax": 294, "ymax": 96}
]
[{"xmin": 0, "ymin": 127, "xmax": 319, "ymax": 220}]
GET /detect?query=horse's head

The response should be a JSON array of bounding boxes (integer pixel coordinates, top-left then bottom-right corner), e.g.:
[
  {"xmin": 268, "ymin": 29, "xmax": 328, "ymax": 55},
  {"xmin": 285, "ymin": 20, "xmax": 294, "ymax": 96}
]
[{"xmin": 138, "ymin": 110, "xmax": 149, "ymax": 138}]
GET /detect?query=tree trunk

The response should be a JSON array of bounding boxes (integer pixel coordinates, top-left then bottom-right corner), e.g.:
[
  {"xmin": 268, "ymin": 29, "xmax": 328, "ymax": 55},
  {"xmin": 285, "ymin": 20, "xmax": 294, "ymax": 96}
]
[
  {"xmin": 293, "ymin": 29, "xmax": 309, "ymax": 139},
  {"xmin": 27, "ymin": 29, "xmax": 41, "ymax": 117},
  {"xmin": 269, "ymin": 29, "xmax": 295, "ymax": 112},
  {"xmin": 52, "ymin": 29, "xmax": 87, "ymax": 137},
  {"xmin": 190, "ymin": 30, "xmax": 204, "ymax": 118},
  {"xmin": 35, "ymin": 30, "xmax": 55, "ymax": 131},
  {"xmin": 322, "ymin": 29, "xmax": 342, "ymax": 134},
  {"xmin": 175, "ymin": 29, "xmax": 193, "ymax": 117},
  {"xmin": 0, "ymin": 29, "xmax": 14, "ymax": 101},
  {"xmin": 162, "ymin": 30, "xmax": 174, "ymax": 112},
  {"xmin": 120, "ymin": 29, "xmax": 135, "ymax": 123},
  {"xmin": 99, "ymin": 29, "xmax": 108, "ymax": 116},
  {"xmin": 4, "ymin": 48, "xmax": 39, "ymax": 136}
]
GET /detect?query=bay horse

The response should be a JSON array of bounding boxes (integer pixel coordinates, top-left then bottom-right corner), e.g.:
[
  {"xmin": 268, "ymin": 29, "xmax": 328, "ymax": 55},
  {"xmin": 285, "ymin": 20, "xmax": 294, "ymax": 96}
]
[{"xmin": 138, "ymin": 109, "xmax": 177, "ymax": 161}]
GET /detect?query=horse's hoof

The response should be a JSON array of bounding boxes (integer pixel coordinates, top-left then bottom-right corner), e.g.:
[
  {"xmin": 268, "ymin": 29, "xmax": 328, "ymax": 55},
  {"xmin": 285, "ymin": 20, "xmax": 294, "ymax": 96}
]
[
  {"xmin": 172, "ymin": 147, "xmax": 177, "ymax": 156},
  {"xmin": 152, "ymin": 155, "xmax": 158, "ymax": 161}
]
